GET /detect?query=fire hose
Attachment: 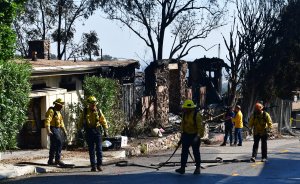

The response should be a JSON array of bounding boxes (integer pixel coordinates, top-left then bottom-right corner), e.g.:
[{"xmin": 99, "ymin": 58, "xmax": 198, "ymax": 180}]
[{"xmin": 114, "ymin": 139, "xmax": 250, "ymax": 171}]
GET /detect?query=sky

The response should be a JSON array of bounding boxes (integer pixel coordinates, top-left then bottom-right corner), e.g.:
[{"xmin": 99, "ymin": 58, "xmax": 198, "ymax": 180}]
[{"xmin": 70, "ymin": 10, "xmax": 232, "ymax": 70}]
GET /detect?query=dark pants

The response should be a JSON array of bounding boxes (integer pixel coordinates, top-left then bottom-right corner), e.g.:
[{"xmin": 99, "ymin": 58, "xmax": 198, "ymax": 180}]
[
  {"xmin": 85, "ymin": 128, "xmax": 103, "ymax": 167},
  {"xmin": 252, "ymin": 134, "xmax": 268, "ymax": 159},
  {"xmin": 234, "ymin": 128, "xmax": 243, "ymax": 145},
  {"xmin": 223, "ymin": 125, "xmax": 233, "ymax": 144},
  {"xmin": 180, "ymin": 133, "xmax": 201, "ymax": 168},
  {"xmin": 49, "ymin": 127, "xmax": 63, "ymax": 161}
]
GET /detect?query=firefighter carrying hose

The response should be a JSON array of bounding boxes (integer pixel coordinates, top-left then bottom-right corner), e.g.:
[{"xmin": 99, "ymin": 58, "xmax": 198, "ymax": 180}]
[
  {"xmin": 175, "ymin": 99, "xmax": 204, "ymax": 175},
  {"xmin": 45, "ymin": 98, "xmax": 67, "ymax": 166},
  {"xmin": 78, "ymin": 96, "xmax": 109, "ymax": 172}
]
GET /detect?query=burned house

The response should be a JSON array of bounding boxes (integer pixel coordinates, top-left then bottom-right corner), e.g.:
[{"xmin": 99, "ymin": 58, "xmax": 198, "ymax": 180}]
[
  {"xmin": 187, "ymin": 57, "xmax": 229, "ymax": 108},
  {"xmin": 141, "ymin": 60, "xmax": 187, "ymax": 127},
  {"xmin": 20, "ymin": 59, "xmax": 139, "ymax": 149},
  {"xmin": 141, "ymin": 58, "xmax": 227, "ymax": 127}
]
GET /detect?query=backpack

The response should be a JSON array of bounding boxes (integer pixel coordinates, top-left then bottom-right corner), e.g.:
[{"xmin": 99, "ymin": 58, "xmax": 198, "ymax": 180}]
[
  {"xmin": 254, "ymin": 111, "xmax": 268, "ymax": 125},
  {"xmin": 47, "ymin": 107, "xmax": 59, "ymax": 127},
  {"xmin": 82, "ymin": 107, "xmax": 102, "ymax": 131},
  {"xmin": 183, "ymin": 109, "xmax": 205, "ymax": 138}
]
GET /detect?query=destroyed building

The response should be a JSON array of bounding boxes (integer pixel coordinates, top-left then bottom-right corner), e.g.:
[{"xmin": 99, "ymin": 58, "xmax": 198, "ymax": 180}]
[{"xmin": 141, "ymin": 58, "xmax": 228, "ymax": 128}]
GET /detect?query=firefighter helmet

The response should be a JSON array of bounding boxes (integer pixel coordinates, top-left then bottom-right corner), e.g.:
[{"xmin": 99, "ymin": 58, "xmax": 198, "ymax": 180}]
[
  {"xmin": 53, "ymin": 98, "xmax": 65, "ymax": 106},
  {"xmin": 182, "ymin": 99, "xmax": 196, "ymax": 109},
  {"xmin": 87, "ymin": 96, "xmax": 98, "ymax": 104}
]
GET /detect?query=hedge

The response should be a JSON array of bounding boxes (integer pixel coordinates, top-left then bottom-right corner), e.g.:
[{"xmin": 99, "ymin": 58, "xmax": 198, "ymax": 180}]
[{"xmin": 0, "ymin": 60, "xmax": 31, "ymax": 151}]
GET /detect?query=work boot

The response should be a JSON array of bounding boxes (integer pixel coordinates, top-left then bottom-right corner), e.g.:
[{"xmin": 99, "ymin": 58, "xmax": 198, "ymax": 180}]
[
  {"xmin": 55, "ymin": 160, "xmax": 66, "ymax": 166},
  {"xmin": 175, "ymin": 167, "xmax": 185, "ymax": 174},
  {"xmin": 97, "ymin": 165, "xmax": 103, "ymax": 171},
  {"xmin": 250, "ymin": 157, "xmax": 256, "ymax": 162},
  {"xmin": 237, "ymin": 143, "xmax": 242, "ymax": 146},
  {"xmin": 47, "ymin": 160, "xmax": 56, "ymax": 165},
  {"xmin": 220, "ymin": 143, "xmax": 226, "ymax": 146},
  {"xmin": 193, "ymin": 167, "xmax": 201, "ymax": 175},
  {"xmin": 261, "ymin": 158, "xmax": 268, "ymax": 162},
  {"xmin": 91, "ymin": 166, "xmax": 97, "ymax": 172}
]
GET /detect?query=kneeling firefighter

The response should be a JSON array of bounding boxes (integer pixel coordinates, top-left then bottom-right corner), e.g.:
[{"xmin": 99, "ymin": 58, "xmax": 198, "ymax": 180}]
[
  {"xmin": 175, "ymin": 99, "xmax": 205, "ymax": 175},
  {"xmin": 78, "ymin": 96, "xmax": 109, "ymax": 172}
]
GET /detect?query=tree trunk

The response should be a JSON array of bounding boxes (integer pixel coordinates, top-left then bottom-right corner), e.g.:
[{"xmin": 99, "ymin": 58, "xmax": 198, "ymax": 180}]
[
  {"xmin": 57, "ymin": 0, "xmax": 63, "ymax": 60},
  {"xmin": 39, "ymin": 0, "xmax": 46, "ymax": 40}
]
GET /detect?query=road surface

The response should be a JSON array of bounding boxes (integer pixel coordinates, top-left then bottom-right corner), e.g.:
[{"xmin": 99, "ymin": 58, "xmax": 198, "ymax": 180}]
[{"xmin": 2, "ymin": 138, "xmax": 300, "ymax": 184}]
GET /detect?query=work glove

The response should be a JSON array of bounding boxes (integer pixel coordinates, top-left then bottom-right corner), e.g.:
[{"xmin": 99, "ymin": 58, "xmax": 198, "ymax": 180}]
[
  {"xmin": 46, "ymin": 127, "xmax": 53, "ymax": 136},
  {"xmin": 103, "ymin": 129, "xmax": 108, "ymax": 138},
  {"xmin": 266, "ymin": 129, "xmax": 271, "ymax": 138},
  {"xmin": 249, "ymin": 129, "xmax": 253, "ymax": 136},
  {"xmin": 77, "ymin": 129, "xmax": 84, "ymax": 140}
]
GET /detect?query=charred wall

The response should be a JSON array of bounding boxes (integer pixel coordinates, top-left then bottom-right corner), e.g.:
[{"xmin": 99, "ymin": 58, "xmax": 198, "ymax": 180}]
[
  {"xmin": 188, "ymin": 57, "xmax": 227, "ymax": 106},
  {"xmin": 144, "ymin": 60, "xmax": 169, "ymax": 127},
  {"xmin": 143, "ymin": 60, "xmax": 187, "ymax": 127},
  {"xmin": 169, "ymin": 61, "xmax": 188, "ymax": 114}
]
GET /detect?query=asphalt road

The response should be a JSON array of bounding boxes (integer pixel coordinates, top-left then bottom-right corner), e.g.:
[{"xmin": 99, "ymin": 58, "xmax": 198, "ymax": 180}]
[{"xmin": 2, "ymin": 138, "xmax": 300, "ymax": 184}]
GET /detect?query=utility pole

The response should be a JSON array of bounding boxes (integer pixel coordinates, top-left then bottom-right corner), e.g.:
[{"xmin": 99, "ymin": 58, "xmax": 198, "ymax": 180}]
[{"xmin": 218, "ymin": 43, "xmax": 220, "ymax": 58}]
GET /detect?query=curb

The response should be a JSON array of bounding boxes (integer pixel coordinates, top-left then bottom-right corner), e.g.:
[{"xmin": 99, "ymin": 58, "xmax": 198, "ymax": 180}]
[
  {"xmin": 0, "ymin": 150, "xmax": 126, "ymax": 181},
  {"xmin": 0, "ymin": 165, "xmax": 36, "ymax": 180}
]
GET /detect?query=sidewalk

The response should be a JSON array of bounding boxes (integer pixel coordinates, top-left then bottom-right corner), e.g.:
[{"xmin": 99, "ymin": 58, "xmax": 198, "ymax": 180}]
[{"xmin": 0, "ymin": 149, "xmax": 126, "ymax": 181}]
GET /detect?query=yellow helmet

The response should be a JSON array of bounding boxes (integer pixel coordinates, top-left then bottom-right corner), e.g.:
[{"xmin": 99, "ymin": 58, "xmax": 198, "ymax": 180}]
[
  {"xmin": 182, "ymin": 99, "xmax": 196, "ymax": 109},
  {"xmin": 53, "ymin": 98, "xmax": 65, "ymax": 106},
  {"xmin": 87, "ymin": 96, "xmax": 98, "ymax": 104}
]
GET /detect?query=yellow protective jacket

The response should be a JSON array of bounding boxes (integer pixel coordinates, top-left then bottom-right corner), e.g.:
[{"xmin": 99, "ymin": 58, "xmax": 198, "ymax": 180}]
[
  {"xmin": 232, "ymin": 110, "xmax": 243, "ymax": 128},
  {"xmin": 44, "ymin": 107, "xmax": 65, "ymax": 128},
  {"xmin": 78, "ymin": 108, "xmax": 108, "ymax": 129},
  {"xmin": 249, "ymin": 111, "xmax": 272, "ymax": 135},
  {"xmin": 181, "ymin": 111, "xmax": 205, "ymax": 138}
]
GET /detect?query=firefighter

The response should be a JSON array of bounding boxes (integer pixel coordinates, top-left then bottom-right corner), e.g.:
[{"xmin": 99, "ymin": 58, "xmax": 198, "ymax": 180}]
[
  {"xmin": 232, "ymin": 105, "xmax": 243, "ymax": 146},
  {"xmin": 175, "ymin": 99, "xmax": 204, "ymax": 175},
  {"xmin": 78, "ymin": 96, "xmax": 109, "ymax": 172},
  {"xmin": 249, "ymin": 102, "xmax": 273, "ymax": 162},
  {"xmin": 220, "ymin": 107, "xmax": 235, "ymax": 146},
  {"xmin": 45, "ymin": 98, "xmax": 67, "ymax": 166}
]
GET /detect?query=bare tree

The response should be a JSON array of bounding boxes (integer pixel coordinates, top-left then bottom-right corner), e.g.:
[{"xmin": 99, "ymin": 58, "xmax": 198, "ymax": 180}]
[
  {"xmin": 102, "ymin": 0, "xmax": 228, "ymax": 62},
  {"xmin": 222, "ymin": 18, "xmax": 245, "ymax": 107},
  {"xmin": 233, "ymin": 0, "xmax": 285, "ymax": 119}
]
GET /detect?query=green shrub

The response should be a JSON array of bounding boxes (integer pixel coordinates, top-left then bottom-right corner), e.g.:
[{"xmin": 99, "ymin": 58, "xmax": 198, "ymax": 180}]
[
  {"xmin": 65, "ymin": 102, "xmax": 86, "ymax": 147},
  {"xmin": 0, "ymin": 0, "xmax": 26, "ymax": 60},
  {"xmin": 82, "ymin": 76, "xmax": 126, "ymax": 137},
  {"xmin": 0, "ymin": 60, "xmax": 32, "ymax": 151}
]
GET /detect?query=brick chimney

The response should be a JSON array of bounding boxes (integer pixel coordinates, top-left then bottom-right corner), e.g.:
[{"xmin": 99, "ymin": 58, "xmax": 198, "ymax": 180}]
[{"xmin": 28, "ymin": 40, "xmax": 50, "ymax": 60}]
